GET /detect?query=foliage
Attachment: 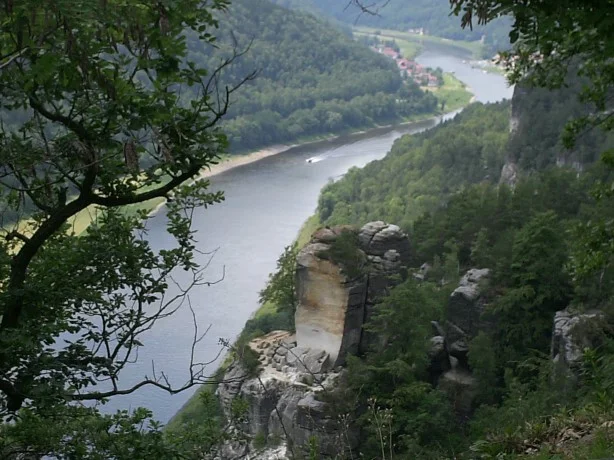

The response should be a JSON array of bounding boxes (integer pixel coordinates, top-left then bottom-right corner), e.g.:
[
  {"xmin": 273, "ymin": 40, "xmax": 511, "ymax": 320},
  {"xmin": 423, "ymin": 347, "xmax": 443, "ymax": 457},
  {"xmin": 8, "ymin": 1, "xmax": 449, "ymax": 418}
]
[
  {"xmin": 314, "ymin": 91, "xmax": 614, "ymax": 458},
  {"xmin": 507, "ymin": 74, "xmax": 614, "ymax": 171},
  {"xmin": 318, "ymin": 102, "xmax": 511, "ymax": 229},
  {"xmin": 0, "ymin": 0, "xmax": 237, "ymax": 456},
  {"xmin": 193, "ymin": 0, "xmax": 438, "ymax": 153},
  {"xmin": 316, "ymin": 229, "xmax": 365, "ymax": 279},
  {"xmin": 259, "ymin": 243, "xmax": 298, "ymax": 316},
  {"xmin": 0, "ymin": 406, "xmax": 189, "ymax": 459},
  {"xmin": 342, "ymin": 278, "xmax": 457, "ymax": 457},
  {"xmin": 274, "ymin": 0, "xmax": 512, "ymax": 58}
]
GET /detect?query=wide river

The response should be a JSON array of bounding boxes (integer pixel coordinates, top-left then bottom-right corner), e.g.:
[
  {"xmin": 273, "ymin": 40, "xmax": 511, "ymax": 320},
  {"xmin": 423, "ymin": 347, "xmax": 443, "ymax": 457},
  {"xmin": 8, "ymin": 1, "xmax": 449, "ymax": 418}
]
[{"xmin": 106, "ymin": 44, "xmax": 514, "ymax": 422}]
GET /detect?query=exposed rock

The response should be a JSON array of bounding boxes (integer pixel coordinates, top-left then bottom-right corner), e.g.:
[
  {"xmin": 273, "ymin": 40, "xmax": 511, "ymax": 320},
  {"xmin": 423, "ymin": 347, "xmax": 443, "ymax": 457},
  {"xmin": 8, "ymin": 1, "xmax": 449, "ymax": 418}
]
[
  {"xmin": 445, "ymin": 269, "xmax": 492, "ymax": 367},
  {"xmin": 295, "ymin": 222, "xmax": 411, "ymax": 366},
  {"xmin": 295, "ymin": 235, "xmax": 367, "ymax": 366},
  {"xmin": 358, "ymin": 221, "xmax": 410, "ymax": 264},
  {"xmin": 499, "ymin": 161, "xmax": 519, "ymax": 187},
  {"xmin": 428, "ymin": 336, "xmax": 450, "ymax": 377},
  {"xmin": 219, "ymin": 222, "xmax": 411, "ymax": 459},
  {"xmin": 551, "ymin": 308, "xmax": 606, "ymax": 372},
  {"xmin": 217, "ymin": 332, "xmax": 357, "ymax": 459},
  {"xmin": 439, "ymin": 365, "xmax": 478, "ymax": 418}
]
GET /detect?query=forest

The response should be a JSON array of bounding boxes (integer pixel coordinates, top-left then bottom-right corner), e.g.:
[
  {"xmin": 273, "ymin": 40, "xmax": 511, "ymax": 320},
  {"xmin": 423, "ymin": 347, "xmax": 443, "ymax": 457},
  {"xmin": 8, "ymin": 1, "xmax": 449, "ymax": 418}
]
[
  {"xmin": 249, "ymin": 83, "xmax": 614, "ymax": 456},
  {"xmin": 1, "ymin": 0, "xmax": 613, "ymax": 458},
  {"xmin": 272, "ymin": 0, "xmax": 512, "ymax": 57},
  {"xmin": 189, "ymin": 0, "xmax": 438, "ymax": 153}
]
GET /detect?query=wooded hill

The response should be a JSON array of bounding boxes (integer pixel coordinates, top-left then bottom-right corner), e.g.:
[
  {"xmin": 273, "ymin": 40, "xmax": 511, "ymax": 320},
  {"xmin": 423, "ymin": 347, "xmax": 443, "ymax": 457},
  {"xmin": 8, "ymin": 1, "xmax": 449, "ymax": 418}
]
[
  {"xmin": 272, "ymin": 0, "xmax": 512, "ymax": 57},
  {"xmin": 302, "ymin": 76, "xmax": 614, "ymax": 457},
  {"xmin": 189, "ymin": 0, "xmax": 438, "ymax": 152}
]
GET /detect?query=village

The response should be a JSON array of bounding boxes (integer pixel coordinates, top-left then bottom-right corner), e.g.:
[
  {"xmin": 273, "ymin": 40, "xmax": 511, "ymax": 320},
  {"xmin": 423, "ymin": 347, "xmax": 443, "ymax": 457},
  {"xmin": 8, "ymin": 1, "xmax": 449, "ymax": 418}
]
[{"xmin": 371, "ymin": 45, "xmax": 441, "ymax": 87}]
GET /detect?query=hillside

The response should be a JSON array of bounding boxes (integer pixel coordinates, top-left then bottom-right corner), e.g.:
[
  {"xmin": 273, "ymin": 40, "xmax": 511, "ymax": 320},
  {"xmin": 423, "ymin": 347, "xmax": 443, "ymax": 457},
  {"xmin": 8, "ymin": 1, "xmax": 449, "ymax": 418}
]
[
  {"xmin": 188, "ymin": 0, "xmax": 439, "ymax": 153},
  {"xmin": 272, "ymin": 0, "xmax": 512, "ymax": 57},
  {"xmin": 216, "ymin": 84, "xmax": 614, "ymax": 458}
]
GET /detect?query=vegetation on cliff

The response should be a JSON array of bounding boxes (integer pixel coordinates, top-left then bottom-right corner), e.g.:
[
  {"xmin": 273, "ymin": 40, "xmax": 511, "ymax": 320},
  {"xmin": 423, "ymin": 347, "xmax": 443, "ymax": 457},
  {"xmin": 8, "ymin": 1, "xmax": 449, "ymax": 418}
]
[{"xmin": 304, "ymin": 70, "xmax": 614, "ymax": 460}]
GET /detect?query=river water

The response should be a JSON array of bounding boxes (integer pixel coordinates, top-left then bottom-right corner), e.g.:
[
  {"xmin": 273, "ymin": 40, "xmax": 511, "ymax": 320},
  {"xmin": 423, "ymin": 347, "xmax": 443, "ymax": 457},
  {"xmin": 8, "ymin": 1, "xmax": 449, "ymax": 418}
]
[{"xmin": 104, "ymin": 44, "xmax": 513, "ymax": 422}]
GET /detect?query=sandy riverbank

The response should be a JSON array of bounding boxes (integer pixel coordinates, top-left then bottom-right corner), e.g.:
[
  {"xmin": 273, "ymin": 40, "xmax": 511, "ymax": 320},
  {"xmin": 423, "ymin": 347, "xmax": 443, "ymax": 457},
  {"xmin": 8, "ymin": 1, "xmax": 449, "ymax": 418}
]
[{"xmin": 199, "ymin": 145, "xmax": 296, "ymax": 180}]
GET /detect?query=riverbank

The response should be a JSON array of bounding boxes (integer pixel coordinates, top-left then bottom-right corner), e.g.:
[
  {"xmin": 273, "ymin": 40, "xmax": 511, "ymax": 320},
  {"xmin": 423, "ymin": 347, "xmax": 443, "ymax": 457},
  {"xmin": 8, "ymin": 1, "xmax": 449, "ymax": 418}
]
[
  {"xmin": 354, "ymin": 26, "xmax": 485, "ymax": 59},
  {"xmin": 165, "ymin": 212, "xmax": 322, "ymax": 433},
  {"xmin": 124, "ymin": 101, "xmax": 473, "ymax": 221}
]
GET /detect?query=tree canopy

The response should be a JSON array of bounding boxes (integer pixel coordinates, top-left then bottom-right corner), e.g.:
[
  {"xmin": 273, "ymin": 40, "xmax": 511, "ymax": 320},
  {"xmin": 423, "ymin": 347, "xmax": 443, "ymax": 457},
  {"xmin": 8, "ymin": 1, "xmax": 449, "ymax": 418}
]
[{"xmin": 0, "ymin": 0, "xmax": 245, "ymax": 456}]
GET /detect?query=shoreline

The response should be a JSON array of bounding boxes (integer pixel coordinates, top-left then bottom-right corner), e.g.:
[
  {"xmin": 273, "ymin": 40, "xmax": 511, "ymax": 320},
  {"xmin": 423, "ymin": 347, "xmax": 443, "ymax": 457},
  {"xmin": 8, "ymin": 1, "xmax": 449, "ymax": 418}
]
[{"xmin": 146, "ymin": 110, "xmax": 461, "ymax": 218}]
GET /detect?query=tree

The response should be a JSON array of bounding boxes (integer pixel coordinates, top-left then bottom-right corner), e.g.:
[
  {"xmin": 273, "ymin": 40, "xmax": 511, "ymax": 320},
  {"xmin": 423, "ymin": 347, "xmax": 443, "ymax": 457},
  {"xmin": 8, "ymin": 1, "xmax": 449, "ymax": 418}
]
[
  {"xmin": 0, "ymin": 0, "xmax": 253, "ymax": 456},
  {"xmin": 449, "ymin": 0, "xmax": 614, "ymax": 143},
  {"xmin": 493, "ymin": 211, "xmax": 572, "ymax": 368},
  {"xmin": 259, "ymin": 243, "xmax": 298, "ymax": 315}
]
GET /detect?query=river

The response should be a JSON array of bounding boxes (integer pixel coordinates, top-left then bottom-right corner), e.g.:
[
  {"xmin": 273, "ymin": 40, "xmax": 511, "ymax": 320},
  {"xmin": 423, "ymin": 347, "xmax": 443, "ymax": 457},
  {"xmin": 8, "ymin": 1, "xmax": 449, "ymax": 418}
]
[{"xmin": 104, "ymin": 44, "xmax": 513, "ymax": 423}]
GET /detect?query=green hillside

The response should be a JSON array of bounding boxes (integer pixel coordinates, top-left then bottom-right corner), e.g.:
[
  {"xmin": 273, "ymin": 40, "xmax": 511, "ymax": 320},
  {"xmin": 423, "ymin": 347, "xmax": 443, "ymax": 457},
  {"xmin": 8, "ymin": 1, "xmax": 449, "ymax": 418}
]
[
  {"xmin": 272, "ymin": 0, "xmax": 512, "ymax": 57},
  {"xmin": 188, "ymin": 0, "xmax": 439, "ymax": 152}
]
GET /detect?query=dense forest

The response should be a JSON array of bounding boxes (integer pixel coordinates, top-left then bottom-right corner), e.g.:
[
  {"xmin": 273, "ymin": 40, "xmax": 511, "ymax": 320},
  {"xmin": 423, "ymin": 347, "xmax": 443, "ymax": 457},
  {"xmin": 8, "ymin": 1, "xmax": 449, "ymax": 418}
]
[
  {"xmin": 190, "ymin": 0, "xmax": 438, "ymax": 152},
  {"xmin": 319, "ymin": 71, "xmax": 614, "ymax": 228},
  {"xmin": 247, "ymin": 88, "xmax": 614, "ymax": 456},
  {"xmin": 319, "ymin": 102, "xmax": 511, "ymax": 229},
  {"xmin": 277, "ymin": 78, "xmax": 612, "ymax": 456},
  {"xmin": 272, "ymin": 0, "xmax": 511, "ymax": 57}
]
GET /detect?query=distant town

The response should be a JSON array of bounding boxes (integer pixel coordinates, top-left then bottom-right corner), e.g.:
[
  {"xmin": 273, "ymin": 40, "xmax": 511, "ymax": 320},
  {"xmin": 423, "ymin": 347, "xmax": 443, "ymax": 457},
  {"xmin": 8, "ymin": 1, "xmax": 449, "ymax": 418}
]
[{"xmin": 371, "ymin": 45, "xmax": 442, "ymax": 87}]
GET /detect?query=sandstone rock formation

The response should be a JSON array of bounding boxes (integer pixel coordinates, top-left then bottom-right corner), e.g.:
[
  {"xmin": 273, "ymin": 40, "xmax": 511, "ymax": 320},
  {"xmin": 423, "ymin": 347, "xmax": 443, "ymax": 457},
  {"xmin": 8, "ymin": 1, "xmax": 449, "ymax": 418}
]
[
  {"xmin": 551, "ymin": 308, "xmax": 606, "ymax": 373},
  {"xmin": 217, "ymin": 222, "xmax": 411, "ymax": 458},
  {"xmin": 216, "ymin": 331, "xmax": 355, "ymax": 459},
  {"xmin": 295, "ymin": 222, "xmax": 410, "ymax": 366},
  {"xmin": 444, "ymin": 268, "xmax": 492, "ymax": 367},
  {"xmin": 422, "ymin": 269, "xmax": 492, "ymax": 416}
]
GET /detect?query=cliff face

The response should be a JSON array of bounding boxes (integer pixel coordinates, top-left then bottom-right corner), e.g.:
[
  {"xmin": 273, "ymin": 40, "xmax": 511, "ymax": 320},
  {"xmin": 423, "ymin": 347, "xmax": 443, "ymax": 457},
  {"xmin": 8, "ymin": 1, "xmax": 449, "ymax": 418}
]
[
  {"xmin": 216, "ymin": 222, "xmax": 411, "ymax": 458},
  {"xmin": 295, "ymin": 222, "xmax": 410, "ymax": 366}
]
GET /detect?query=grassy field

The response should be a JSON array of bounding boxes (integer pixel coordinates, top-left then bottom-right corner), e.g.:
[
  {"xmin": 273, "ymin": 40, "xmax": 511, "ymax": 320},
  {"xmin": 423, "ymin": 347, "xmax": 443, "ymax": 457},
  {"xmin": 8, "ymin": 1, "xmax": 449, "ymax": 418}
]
[
  {"xmin": 354, "ymin": 29, "xmax": 423, "ymax": 59},
  {"xmin": 354, "ymin": 26, "xmax": 485, "ymax": 58},
  {"xmin": 427, "ymin": 73, "xmax": 474, "ymax": 112}
]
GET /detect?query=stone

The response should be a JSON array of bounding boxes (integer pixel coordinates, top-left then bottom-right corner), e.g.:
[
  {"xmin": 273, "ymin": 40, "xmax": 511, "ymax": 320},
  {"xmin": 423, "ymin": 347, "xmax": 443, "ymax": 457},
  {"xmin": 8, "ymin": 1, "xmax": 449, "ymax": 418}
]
[
  {"xmin": 295, "ymin": 238, "xmax": 367, "ymax": 365},
  {"xmin": 295, "ymin": 222, "xmax": 412, "ymax": 365},
  {"xmin": 428, "ymin": 336, "xmax": 450, "ymax": 376},
  {"xmin": 499, "ymin": 161, "xmax": 519, "ymax": 187},
  {"xmin": 431, "ymin": 320, "xmax": 445, "ymax": 337},
  {"xmin": 551, "ymin": 308, "xmax": 606, "ymax": 371},
  {"xmin": 445, "ymin": 268, "xmax": 492, "ymax": 344},
  {"xmin": 275, "ymin": 346, "xmax": 289, "ymax": 356},
  {"xmin": 439, "ymin": 367, "xmax": 479, "ymax": 418},
  {"xmin": 297, "ymin": 349, "xmax": 331, "ymax": 374}
]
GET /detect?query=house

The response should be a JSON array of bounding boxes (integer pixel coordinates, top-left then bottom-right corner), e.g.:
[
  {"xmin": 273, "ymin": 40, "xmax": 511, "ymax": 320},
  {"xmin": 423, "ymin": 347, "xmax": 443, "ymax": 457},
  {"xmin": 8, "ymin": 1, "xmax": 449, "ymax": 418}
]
[
  {"xmin": 382, "ymin": 47, "xmax": 399, "ymax": 59},
  {"xmin": 397, "ymin": 58, "xmax": 411, "ymax": 70}
]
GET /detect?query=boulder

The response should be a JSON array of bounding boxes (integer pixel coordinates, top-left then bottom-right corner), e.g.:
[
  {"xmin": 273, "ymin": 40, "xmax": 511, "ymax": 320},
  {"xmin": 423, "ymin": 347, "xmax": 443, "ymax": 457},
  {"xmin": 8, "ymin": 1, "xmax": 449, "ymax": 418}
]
[
  {"xmin": 439, "ymin": 365, "xmax": 479, "ymax": 419},
  {"xmin": 358, "ymin": 221, "xmax": 411, "ymax": 264},
  {"xmin": 551, "ymin": 308, "xmax": 606, "ymax": 372},
  {"xmin": 428, "ymin": 336, "xmax": 451, "ymax": 377},
  {"xmin": 444, "ymin": 269, "xmax": 492, "ymax": 367}
]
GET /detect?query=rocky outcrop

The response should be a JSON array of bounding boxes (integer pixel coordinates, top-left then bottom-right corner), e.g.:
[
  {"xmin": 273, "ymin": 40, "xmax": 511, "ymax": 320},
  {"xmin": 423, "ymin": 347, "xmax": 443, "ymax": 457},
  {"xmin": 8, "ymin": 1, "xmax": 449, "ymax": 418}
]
[
  {"xmin": 444, "ymin": 268, "xmax": 492, "ymax": 367},
  {"xmin": 295, "ymin": 222, "xmax": 410, "ymax": 366},
  {"xmin": 421, "ymin": 269, "xmax": 492, "ymax": 417},
  {"xmin": 217, "ymin": 222, "xmax": 410, "ymax": 459},
  {"xmin": 216, "ymin": 331, "xmax": 356, "ymax": 459},
  {"xmin": 551, "ymin": 308, "xmax": 606, "ymax": 373},
  {"xmin": 499, "ymin": 160, "xmax": 519, "ymax": 187}
]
